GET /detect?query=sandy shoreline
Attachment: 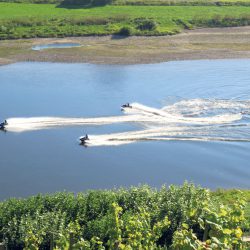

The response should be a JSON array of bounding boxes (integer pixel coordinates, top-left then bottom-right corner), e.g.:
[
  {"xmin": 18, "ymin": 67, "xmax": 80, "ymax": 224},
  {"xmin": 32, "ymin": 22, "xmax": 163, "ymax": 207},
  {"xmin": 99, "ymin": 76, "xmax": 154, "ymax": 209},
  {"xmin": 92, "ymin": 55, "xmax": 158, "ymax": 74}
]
[{"xmin": 1, "ymin": 26, "xmax": 250, "ymax": 65}]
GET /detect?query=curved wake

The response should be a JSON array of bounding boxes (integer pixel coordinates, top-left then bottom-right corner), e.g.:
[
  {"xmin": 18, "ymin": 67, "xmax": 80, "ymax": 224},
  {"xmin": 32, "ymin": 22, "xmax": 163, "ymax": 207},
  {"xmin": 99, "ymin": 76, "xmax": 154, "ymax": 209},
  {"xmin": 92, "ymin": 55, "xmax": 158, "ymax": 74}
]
[{"xmin": 3, "ymin": 99, "xmax": 250, "ymax": 146}]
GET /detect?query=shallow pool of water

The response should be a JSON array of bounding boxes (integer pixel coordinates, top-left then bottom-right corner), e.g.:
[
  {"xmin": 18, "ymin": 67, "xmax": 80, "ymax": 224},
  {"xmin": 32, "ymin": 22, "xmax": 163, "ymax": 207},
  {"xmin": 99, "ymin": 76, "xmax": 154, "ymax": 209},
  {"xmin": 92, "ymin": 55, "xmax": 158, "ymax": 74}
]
[
  {"xmin": 32, "ymin": 43, "xmax": 82, "ymax": 51},
  {"xmin": 0, "ymin": 60, "xmax": 249, "ymax": 200}
]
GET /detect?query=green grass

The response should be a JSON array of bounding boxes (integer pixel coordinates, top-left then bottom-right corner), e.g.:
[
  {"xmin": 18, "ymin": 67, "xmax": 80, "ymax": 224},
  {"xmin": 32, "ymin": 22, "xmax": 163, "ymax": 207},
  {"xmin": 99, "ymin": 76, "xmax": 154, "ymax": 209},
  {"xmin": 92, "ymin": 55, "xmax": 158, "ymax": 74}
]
[
  {"xmin": 1, "ymin": 0, "xmax": 250, "ymax": 6},
  {"xmin": 113, "ymin": 0, "xmax": 250, "ymax": 6},
  {"xmin": 0, "ymin": 3, "xmax": 250, "ymax": 38},
  {"xmin": 1, "ymin": 3, "xmax": 250, "ymax": 19}
]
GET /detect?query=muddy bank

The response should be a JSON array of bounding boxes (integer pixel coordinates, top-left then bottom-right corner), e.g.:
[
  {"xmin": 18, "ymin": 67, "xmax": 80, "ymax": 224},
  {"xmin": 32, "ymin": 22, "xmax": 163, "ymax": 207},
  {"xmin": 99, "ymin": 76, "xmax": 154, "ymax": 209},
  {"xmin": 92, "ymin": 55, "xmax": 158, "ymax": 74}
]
[
  {"xmin": 1, "ymin": 26, "xmax": 250, "ymax": 65},
  {"xmin": 0, "ymin": 58, "xmax": 15, "ymax": 66}
]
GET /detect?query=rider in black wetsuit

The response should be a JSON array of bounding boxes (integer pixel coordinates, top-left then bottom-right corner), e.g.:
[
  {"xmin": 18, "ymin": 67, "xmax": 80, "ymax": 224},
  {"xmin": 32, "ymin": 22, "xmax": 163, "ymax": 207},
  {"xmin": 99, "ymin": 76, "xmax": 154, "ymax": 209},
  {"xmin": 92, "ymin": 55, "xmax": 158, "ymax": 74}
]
[
  {"xmin": 80, "ymin": 134, "xmax": 89, "ymax": 143},
  {"xmin": 0, "ymin": 120, "xmax": 8, "ymax": 129},
  {"xmin": 122, "ymin": 103, "xmax": 131, "ymax": 108}
]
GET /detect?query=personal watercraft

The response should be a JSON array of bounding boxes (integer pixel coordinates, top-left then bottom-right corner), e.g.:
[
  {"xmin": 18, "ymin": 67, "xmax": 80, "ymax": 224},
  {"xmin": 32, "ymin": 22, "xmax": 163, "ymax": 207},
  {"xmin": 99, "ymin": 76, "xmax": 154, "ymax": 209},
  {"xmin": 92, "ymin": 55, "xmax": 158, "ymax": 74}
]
[
  {"xmin": 121, "ymin": 103, "xmax": 132, "ymax": 111},
  {"xmin": 0, "ymin": 120, "xmax": 7, "ymax": 130},
  {"xmin": 79, "ymin": 134, "xmax": 89, "ymax": 144}
]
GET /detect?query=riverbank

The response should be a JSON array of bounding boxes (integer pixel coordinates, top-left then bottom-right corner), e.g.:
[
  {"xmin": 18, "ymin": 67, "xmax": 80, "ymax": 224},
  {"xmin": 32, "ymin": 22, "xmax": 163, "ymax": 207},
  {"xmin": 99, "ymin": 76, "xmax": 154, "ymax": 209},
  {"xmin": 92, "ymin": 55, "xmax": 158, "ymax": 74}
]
[{"xmin": 1, "ymin": 26, "xmax": 250, "ymax": 65}]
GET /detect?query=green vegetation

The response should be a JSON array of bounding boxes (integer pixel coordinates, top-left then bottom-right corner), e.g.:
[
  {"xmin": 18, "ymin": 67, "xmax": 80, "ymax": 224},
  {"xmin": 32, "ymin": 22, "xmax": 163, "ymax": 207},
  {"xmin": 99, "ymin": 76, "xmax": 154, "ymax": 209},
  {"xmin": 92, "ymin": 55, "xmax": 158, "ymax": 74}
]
[
  {"xmin": 0, "ymin": 183, "xmax": 249, "ymax": 249},
  {"xmin": 213, "ymin": 189, "xmax": 250, "ymax": 222},
  {"xmin": 1, "ymin": 0, "xmax": 250, "ymax": 6},
  {"xmin": 114, "ymin": 0, "xmax": 250, "ymax": 6},
  {"xmin": 0, "ymin": 3, "xmax": 250, "ymax": 39},
  {"xmin": 117, "ymin": 26, "xmax": 132, "ymax": 35}
]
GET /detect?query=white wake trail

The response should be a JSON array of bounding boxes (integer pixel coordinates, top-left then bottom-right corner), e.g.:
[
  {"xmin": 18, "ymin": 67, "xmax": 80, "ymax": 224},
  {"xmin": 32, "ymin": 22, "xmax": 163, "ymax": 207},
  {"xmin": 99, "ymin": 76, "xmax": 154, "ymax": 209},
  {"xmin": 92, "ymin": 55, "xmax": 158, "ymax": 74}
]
[
  {"xmin": 3, "ymin": 98, "xmax": 249, "ymax": 146},
  {"xmin": 162, "ymin": 99, "xmax": 250, "ymax": 117},
  {"xmin": 5, "ymin": 101, "xmax": 243, "ymax": 132},
  {"xmin": 83, "ymin": 124, "xmax": 250, "ymax": 147},
  {"xmin": 80, "ymin": 99, "xmax": 249, "ymax": 146},
  {"xmin": 5, "ymin": 115, "xmax": 143, "ymax": 132},
  {"xmin": 125, "ymin": 102, "xmax": 243, "ymax": 124}
]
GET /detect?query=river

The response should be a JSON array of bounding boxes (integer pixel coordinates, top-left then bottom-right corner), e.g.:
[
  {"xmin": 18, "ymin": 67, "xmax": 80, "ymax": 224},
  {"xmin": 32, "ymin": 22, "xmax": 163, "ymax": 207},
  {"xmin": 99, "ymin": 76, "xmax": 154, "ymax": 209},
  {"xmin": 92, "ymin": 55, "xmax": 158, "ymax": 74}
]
[{"xmin": 0, "ymin": 59, "xmax": 249, "ymax": 200}]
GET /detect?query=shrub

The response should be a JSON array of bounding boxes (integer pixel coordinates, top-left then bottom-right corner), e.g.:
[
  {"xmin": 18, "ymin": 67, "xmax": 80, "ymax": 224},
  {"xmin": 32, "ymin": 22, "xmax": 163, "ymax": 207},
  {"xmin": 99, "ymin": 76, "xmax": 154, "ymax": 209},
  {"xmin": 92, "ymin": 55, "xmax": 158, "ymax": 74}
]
[
  {"xmin": 117, "ymin": 26, "xmax": 132, "ymax": 36},
  {"xmin": 0, "ymin": 183, "xmax": 248, "ymax": 249},
  {"xmin": 60, "ymin": 0, "xmax": 112, "ymax": 6},
  {"xmin": 91, "ymin": 0, "xmax": 112, "ymax": 6},
  {"xmin": 60, "ymin": 0, "xmax": 91, "ymax": 5},
  {"xmin": 0, "ymin": 25, "xmax": 7, "ymax": 32},
  {"xmin": 134, "ymin": 17, "xmax": 157, "ymax": 30}
]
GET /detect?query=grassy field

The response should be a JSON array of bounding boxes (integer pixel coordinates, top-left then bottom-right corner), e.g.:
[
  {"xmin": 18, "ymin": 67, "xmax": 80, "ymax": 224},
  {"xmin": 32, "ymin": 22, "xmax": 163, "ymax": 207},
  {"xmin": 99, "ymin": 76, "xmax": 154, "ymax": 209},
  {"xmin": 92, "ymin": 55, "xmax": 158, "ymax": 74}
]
[
  {"xmin": 113, "ymin": 0, "xmax": 250, "ymax": 5},
  {"xmin": 1, "ymin": 0, "xmax": 250, "ymax": 5},
  {"xmin": 0, "ymin": 3, "xmax": 250, "ymax": 38},
  {"xmin": 1, "ymin": 3, "xmax": 250, "ymax": 19}
]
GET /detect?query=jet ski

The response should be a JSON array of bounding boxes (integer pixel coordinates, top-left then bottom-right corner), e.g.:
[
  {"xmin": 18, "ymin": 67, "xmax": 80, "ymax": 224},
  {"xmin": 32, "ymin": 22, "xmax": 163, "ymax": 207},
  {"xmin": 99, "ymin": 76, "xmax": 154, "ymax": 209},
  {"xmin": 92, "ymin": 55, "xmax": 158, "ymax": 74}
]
[
  {"xmin": 79, "ymin": 134, "xmax": 89, "ymax": 144},
  {"xmin": 121, "ymin": 103, "xmax": 132, "ymax": 111},
  {"xmin": 0, "ymin": 120, "xmax": 7, "ymax": 130}
]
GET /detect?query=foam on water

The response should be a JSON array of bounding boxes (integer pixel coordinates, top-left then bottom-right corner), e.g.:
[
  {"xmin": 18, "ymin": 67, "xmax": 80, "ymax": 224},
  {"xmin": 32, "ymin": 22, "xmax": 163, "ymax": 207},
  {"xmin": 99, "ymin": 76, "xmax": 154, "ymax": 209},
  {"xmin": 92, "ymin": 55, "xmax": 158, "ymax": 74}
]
[
  {"xmin": 5, "ymin": 115, "xmax": 141, "ymax": 132},
  {"xmin": 3, "ymin": 99, "xmax": 250, "ymax": 146},
  {"xmin": 84, "ymin": 123, "xmax": 250, "ymax": 146}
]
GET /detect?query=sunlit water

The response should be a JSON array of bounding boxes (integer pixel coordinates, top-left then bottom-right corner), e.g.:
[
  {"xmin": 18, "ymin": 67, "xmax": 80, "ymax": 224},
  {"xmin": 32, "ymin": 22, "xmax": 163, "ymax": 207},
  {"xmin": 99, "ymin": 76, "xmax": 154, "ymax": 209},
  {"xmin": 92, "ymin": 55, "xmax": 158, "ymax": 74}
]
[
  {"xmin": 0, "ymin": 60, "xmax": 249, "ymax": 200},
  {"xmin": 32, "ymin": 43, "xmax": 82, "ymax": 51}
]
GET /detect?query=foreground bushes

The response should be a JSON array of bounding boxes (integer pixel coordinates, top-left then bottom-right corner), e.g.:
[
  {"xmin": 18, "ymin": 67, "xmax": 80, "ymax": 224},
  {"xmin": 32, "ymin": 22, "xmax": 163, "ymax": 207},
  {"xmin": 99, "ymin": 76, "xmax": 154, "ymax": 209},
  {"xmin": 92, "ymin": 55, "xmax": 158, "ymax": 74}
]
[{"xmin": 0, "ymin": 183, "xmax": 249, "ymax": 249}]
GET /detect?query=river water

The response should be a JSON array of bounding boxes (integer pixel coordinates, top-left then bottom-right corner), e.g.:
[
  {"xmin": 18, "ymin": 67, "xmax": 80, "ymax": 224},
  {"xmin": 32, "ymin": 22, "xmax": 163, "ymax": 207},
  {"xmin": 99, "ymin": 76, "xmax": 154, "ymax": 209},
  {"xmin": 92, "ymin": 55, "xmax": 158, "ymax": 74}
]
[{"xmin": 0, "ymin": 60, "xmax": 249, "ymax": 200}]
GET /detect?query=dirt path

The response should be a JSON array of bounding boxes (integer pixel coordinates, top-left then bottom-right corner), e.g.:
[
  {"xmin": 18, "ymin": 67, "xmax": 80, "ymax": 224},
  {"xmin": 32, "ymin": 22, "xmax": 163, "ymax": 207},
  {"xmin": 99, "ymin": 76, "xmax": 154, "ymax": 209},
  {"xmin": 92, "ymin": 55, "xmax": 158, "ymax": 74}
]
[{"xmin": 1, "ymin": 26, "xmax": 250, "ymax": 65}]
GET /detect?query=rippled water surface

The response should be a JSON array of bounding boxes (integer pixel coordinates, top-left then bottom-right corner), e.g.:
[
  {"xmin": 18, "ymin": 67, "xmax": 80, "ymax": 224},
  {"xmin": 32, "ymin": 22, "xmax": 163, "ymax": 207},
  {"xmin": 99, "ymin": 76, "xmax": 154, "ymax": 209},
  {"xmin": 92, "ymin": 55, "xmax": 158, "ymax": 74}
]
[{"xmin": 0, "ymin": 60, "xmax": 249, "ymax": 199}]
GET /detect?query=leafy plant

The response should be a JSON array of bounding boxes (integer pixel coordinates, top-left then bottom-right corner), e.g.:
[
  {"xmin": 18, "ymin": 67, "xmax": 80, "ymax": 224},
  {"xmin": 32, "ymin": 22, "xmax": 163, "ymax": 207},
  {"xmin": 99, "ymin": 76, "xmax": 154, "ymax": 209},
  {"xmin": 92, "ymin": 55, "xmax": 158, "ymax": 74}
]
[{"xmin": 0, "ymin": 183, "xmax": 249, "ymax": 249}]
